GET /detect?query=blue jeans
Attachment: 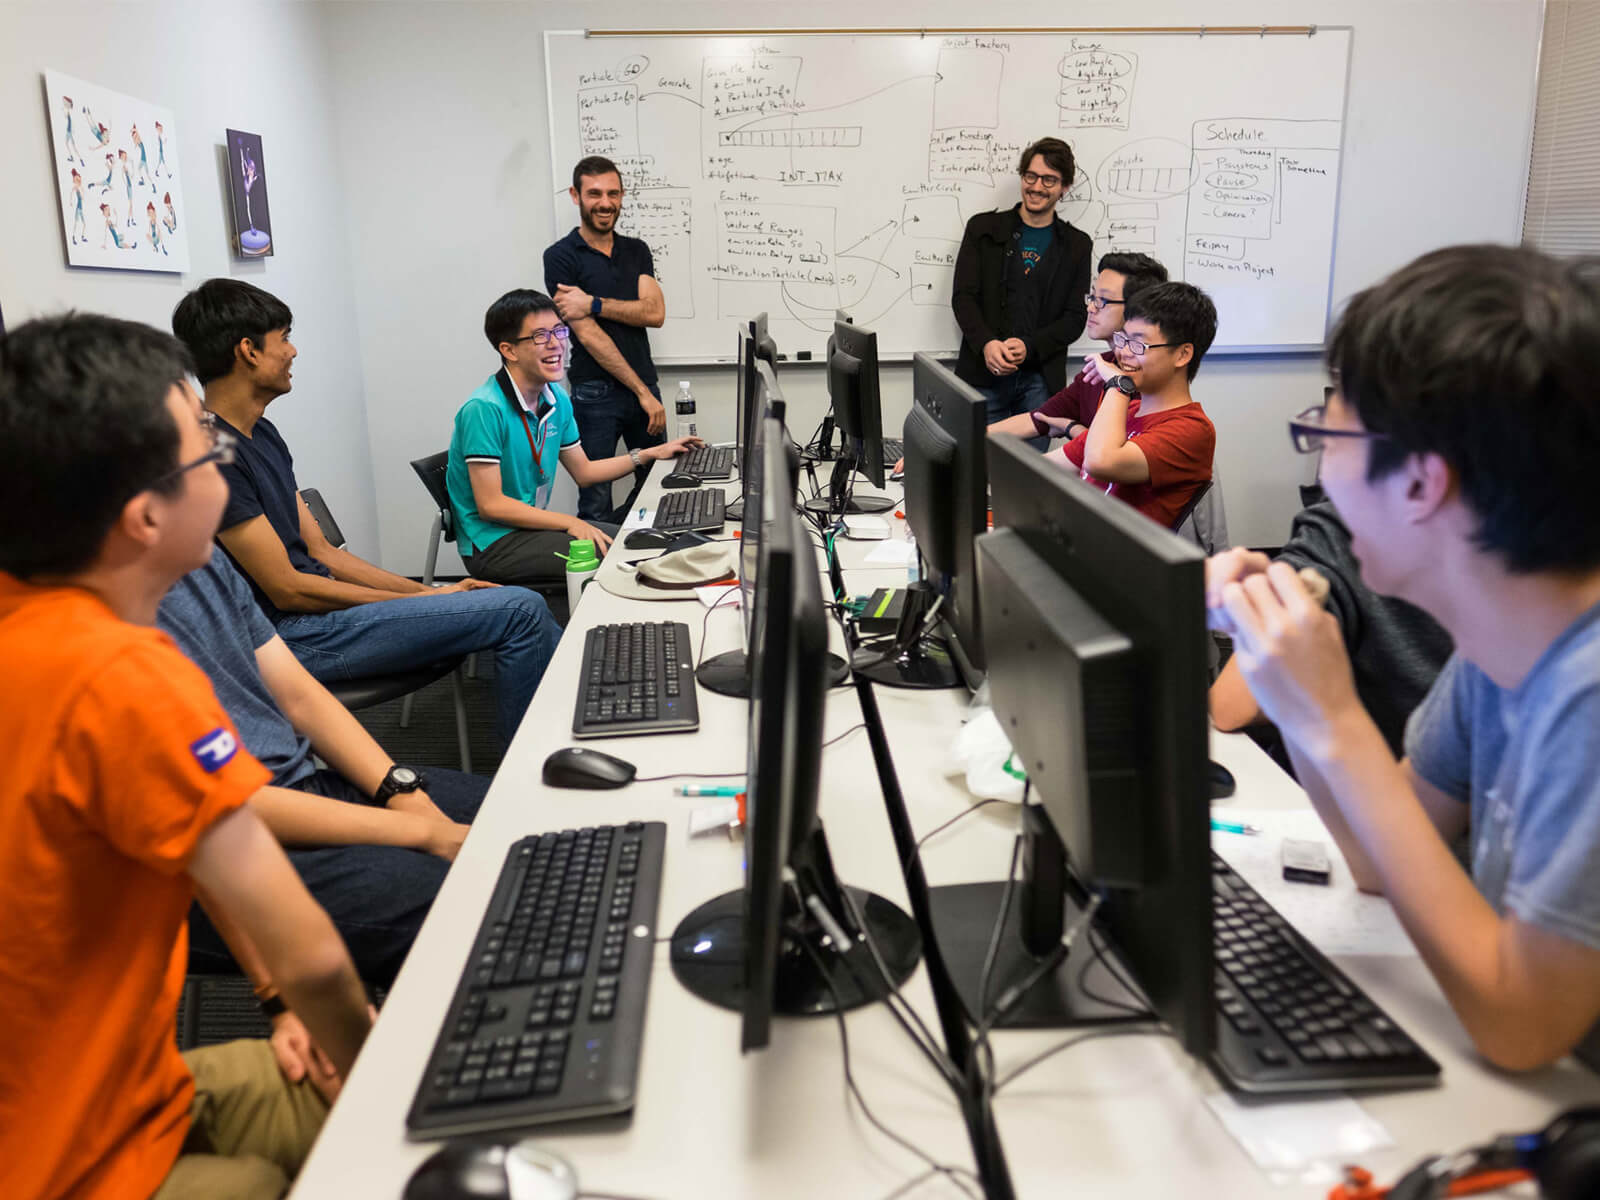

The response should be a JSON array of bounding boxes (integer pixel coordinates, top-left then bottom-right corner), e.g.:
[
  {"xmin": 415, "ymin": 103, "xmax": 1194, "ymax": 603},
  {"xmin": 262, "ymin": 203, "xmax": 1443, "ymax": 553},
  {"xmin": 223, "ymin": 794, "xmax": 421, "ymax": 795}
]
[
  {"xmin": 187, "ymin": 768, "xmax": 488, "ymax": 987},
  {"xmin": 274, "ymin": 587, "xmax": 560, "ymax": 745},
  {"xmin": 570, "ymin": 377, "xmax": 665, "ymax": 522},
  {"xmin": 976, "ymin": 369, "xmax": 1050, "ymax": 424}
]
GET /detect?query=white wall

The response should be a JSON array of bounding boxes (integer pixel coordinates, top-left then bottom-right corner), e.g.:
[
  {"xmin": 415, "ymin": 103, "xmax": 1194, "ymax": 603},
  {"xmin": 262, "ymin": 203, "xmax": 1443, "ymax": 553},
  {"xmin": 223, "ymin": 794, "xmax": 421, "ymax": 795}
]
[
  {"xmin": 318, "ymin": 0, "xmax": 1542, "ymax": 572},
  {"xmin": 0, "ymin": 0, "xmax": 382, "ymax": 555}
]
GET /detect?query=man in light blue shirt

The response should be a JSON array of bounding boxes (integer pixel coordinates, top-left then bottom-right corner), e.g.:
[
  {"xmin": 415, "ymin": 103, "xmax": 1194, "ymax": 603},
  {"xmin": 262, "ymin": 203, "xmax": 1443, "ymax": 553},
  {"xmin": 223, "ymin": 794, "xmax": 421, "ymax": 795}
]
[
  {"xmin": 447, "ymin": 289, "xmax": 700, "ymax": 589},
  {"xmin": 1208, "ymin": 244, "xmax": 1600, "ymax": 1072}
]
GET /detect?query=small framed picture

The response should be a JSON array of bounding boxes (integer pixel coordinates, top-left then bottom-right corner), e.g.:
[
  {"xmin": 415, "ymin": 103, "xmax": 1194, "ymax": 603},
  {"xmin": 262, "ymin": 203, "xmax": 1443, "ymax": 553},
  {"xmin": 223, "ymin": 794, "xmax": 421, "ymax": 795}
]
[{"xmin": 226, "ymin": 128, "xmax": 273, "ymax": 258}]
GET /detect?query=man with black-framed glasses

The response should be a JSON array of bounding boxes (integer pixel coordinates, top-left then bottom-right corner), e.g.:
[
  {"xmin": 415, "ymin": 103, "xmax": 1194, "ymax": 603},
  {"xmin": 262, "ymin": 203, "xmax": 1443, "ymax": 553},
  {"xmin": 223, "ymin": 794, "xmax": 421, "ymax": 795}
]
[
  {"xmin": 172, "ymin": 278, "xmax": 562, "ymax": 749},
  {"xmin": 447, "ymin": 288, "xmax": 701, "ymax": 591},
  {"xmin": 952, "ymin": 136, "xmax": 1093, "ymax": 423},
  {"xmin": 1054, "ymin": 279, "xmax": 1218, "ymax": 530},
  {"xmin": 1209, "ymin": 244, "xmax": 1600, "ymax": 1073}
]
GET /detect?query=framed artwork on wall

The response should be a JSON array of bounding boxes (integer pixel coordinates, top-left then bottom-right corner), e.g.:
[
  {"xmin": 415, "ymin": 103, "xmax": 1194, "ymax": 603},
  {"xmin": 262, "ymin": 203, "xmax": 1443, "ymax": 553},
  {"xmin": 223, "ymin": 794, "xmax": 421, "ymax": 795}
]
[
  {"xmin": 226, "ymin": 128, "xmax": 273, "ymax": 258},
  {"xmin": 44, "ymin": 69, "xmax": 189, "ymax": 273}
]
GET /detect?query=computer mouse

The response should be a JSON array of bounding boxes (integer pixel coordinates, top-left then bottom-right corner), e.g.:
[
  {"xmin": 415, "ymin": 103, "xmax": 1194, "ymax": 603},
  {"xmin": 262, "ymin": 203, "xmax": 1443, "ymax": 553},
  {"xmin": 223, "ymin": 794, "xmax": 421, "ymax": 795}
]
[
  {"xmin": 1208, "ymin": 759, "xmax": 1237, "ymax": 800},
  {"xmin": 660, "ymin": 472, "xmax": 702, "ymax": 489},
  {"xmin": 623, "ymin": 528, "xmax": 673, "ymax": 550},
  {"xmin": 404, "ymin": 1140, "xmax": 577, "ymax": 1200},
  {"xmin": 542, "ymin": 746, "xmax": 637, "ymax": 790}
]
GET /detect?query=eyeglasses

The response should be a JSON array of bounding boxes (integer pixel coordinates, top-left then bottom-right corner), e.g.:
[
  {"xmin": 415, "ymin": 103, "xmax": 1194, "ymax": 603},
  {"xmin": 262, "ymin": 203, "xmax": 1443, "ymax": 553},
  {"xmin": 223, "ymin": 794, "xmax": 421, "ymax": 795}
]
[
  {"xmin": 1084, "ymin": 293, "xmax": 1124, "ymax": 311},
  {"xmin": 151, "ymin": 412, "xmax": 237, "ymax": 488},
  {"xmin": 1110, "ymin": 331, "xmax": 1178, "ymax": 356},
  {"xmin": 1020, "ymin": 170, "xmax": 1064, "ymax": 189},
  {"xmin": 1287, "ymin": 403, "xmax": 1392, "ymax": 454},
  {"xmin": 509, "ymin": 325, "xmax": 571, "ymax": 348}
]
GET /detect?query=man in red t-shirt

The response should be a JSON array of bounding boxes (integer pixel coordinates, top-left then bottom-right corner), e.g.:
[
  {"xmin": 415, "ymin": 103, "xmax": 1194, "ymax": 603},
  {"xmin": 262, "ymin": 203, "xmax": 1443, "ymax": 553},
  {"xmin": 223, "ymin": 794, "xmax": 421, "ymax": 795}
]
[
  {"xmin": 1057, "ymin": 281, "xmax": 1218, "ymax": 529},
  {"xmin": 0, "ymin": 314, "xmax": 372, "ymax": 1200},
  {"xmin": 989, "ymin": 251, "xmax": 1169, "ymax": 444}
]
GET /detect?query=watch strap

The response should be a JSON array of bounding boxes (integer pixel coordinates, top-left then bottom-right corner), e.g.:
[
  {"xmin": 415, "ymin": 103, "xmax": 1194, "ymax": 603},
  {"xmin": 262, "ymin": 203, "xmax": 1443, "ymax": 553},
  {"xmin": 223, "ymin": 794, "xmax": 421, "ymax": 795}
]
[
  {"xmin": 628, "ymin": 447, "xmax": 643, "ymax": 468},
  {"xmin": 258, "ymin": 992, "xmax": 288, "ymax": 1020},
  {"xmin": 590, "ymin": 296, "xmax": 603, "ymax": 317}
]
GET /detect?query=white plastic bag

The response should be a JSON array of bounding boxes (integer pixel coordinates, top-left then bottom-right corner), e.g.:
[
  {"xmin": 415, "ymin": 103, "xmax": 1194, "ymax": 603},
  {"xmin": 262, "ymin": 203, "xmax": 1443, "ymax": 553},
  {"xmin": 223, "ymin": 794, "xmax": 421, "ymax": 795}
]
[{"xmin": 947, "ymin": 684, "xmax": 1027, "ymax": 802}]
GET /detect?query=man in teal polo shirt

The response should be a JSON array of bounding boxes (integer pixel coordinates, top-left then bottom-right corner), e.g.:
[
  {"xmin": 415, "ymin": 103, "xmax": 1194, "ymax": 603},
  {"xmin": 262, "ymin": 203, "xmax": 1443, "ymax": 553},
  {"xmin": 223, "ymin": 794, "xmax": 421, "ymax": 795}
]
[{"xmin": 447, "ymin": 288, "xmax": 700, "ymax": 589}]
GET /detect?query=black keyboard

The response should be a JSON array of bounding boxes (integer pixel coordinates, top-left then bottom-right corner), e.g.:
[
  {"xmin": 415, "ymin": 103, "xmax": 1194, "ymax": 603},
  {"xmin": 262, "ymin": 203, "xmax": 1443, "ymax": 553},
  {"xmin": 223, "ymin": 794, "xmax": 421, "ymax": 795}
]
[
  {"xmin": 573, "ymin": 621, "xmax": 699, "ymax": 738},
  {"xmin": 406, "ymin": 822, "xmax": 667, "ymax": 1138},
  {"xmin": 653, "ymin": 487, "xmax": 726, "ymax": 533},
  {"xmin": 677, "ymin": 444, "xmax": 736, "ymax": 479},
  {"xmin": 1209, "ymin": 853, "xmax": 1441, "ymax": 1094},
  {"xmin": 881, "ymin": 438, "xmax": 903, "ymax": 465}
]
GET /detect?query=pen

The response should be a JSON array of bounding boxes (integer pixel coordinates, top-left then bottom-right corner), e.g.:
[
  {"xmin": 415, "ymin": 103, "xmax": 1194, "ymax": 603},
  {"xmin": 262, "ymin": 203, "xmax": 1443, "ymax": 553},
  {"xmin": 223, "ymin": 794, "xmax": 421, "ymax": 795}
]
[
  {"xmin": 1211, "ymin": 819, "xmax": 1261, "ymax": 836},
  {"xmin": 676, "ymin": 784, "xmax": 743, "ymax": 798}
]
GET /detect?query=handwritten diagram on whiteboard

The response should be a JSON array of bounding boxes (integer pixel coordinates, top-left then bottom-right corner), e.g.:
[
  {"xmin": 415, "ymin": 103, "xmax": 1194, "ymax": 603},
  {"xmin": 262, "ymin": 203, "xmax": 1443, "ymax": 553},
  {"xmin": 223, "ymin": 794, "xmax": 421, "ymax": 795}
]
[{"xmin": 546, "ymin": 29, "xmax": 1351, "ymax": 360}]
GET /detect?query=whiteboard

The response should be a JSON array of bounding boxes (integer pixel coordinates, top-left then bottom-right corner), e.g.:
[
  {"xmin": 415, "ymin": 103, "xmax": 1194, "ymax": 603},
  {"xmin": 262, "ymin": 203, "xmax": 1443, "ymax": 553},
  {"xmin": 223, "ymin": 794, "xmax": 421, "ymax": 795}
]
[{"xmin": 544, "ymin": 28, "xmax": 1351, "ymax": 361}]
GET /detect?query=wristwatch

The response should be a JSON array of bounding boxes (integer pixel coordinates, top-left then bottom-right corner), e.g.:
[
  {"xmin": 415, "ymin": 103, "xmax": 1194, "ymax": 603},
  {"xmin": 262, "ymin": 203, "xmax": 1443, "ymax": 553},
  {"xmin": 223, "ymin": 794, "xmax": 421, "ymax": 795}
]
[
  {"xmin": 628, "ymin": 447, "xmax": 644, "ymax": 468},
  {"xmin": 1112, "ymin": 374, "xmax": 1139, "ymax": 399},
  {"xmin": 258, "ymin": 992, "xmax": 288, "ymax": 1020},
  {"xmin": 374, "ymin": 764, "xmax": 428, "ymax": 805},
  {"xmin": 590, "ymin": 296, "xmax": 603, "ymax": 317}
]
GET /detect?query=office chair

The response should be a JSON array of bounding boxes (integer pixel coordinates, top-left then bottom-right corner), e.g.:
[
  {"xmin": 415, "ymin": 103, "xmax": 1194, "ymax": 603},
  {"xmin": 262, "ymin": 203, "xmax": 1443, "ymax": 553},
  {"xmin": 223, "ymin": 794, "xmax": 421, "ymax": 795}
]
[
  {"xmin": 298, "ymin": 487, "xmax": 472, "ymax": 773},
  {"xmin": 1173, "ymin": 469, "xmax": 1230, "ymax": 676}
]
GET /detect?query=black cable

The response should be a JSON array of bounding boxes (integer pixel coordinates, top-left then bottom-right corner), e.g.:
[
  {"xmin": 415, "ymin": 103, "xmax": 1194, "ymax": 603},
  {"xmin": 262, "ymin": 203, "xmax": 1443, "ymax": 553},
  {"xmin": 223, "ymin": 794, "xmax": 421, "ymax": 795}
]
[
  {"xmin": 991, "ymin": 1024, "xmax": 1170, "ymax": 1093},
  {"xmin": 1081, "ymin": 925, "xmax": 1153, "ymax": 1017},
  {"xmin": 904, "ymin": 798, "xmax": 1010, "ymax": 873},
  {"xmin": 795, "ymin": 933, "xmax": 983, "ymax": 1200},
  {"xmin": 693, "ymin": 582, "xmax": 741, "ymax": 673}
]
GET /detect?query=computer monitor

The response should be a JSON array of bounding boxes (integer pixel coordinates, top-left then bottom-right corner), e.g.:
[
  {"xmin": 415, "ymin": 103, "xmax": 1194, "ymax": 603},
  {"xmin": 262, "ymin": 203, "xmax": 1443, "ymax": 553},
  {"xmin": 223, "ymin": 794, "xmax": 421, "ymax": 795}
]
[
  {"xmin": 734, "ymin": 313, "xmax": 777, "ymax": 484},
  {"xmin": 671, "ymin": 429, "xmax": 920, "ymax": 1049},
  {"xmin": 854, "ymin": 354, "xmax": 988, "ymax": 692},
  {"xmin": 927, "ymin": 434, "xmax": 1213, "ymax": 1057},
  {"xmin": 803, "ymin": 319, "xmax": 893, "ymax": 517},
  {"xmin": 699, "ymin": 367, "xmax": 786, "ymax": 698}
]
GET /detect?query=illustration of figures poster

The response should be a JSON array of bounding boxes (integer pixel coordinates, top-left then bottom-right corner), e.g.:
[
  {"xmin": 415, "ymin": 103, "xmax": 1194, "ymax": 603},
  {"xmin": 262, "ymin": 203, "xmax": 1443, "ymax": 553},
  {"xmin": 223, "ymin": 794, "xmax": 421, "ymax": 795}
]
[
  {"xmin": 225, "ymin": 129, "xmax": 273, "ymax": 258},
  {"xmin": 43, "ymin": 69, "xmax": 189, "ymax": 273}
]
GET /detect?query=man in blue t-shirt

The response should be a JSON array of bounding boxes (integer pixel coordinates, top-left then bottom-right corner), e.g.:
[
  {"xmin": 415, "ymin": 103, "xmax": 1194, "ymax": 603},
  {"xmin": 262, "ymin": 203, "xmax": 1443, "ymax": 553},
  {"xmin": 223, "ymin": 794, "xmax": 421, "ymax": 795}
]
[
  {"xmin": 544, "ymin": 155, "xmax": 668, "ymax": 523},
  {"xmin": 159, "ymin": 547, "xmax": 485, "ymax": 987},
  {"xmin": 1208, "ymin": 245, "xmax": 1600, "ymax": 1072},
  {"xmin": 447, "ymin": 288, "xmax": 700, "ymax": 588},
  {"xmin": 171, "ymin": 279, "xmax": 560, "ymax": 746}
]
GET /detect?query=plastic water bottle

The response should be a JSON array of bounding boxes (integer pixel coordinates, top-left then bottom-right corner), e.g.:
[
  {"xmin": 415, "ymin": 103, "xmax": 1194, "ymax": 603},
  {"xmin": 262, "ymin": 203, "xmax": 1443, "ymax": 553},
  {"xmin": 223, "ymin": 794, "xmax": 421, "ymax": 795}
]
[
  {"xmin": 559, "ymin": 539, "xmax": 601, "ymax": 614},
  {"xmin": 674, "ymin": 380, "xmax": 697, "ymax": 440},
  {"xmin": 906, "ymin": 532, "xmax": 922, "ymax": 585}
]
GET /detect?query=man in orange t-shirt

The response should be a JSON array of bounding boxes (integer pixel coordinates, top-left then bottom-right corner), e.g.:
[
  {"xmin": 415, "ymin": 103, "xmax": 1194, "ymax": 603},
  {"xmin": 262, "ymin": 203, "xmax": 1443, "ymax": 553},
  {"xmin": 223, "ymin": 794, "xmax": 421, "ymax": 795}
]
[
  {"xmin": 0, "ymin": 315, "xmax": 372, "ymax": 1200},
  {"xmin": 1057, "ymin": 280, "xmax": 1217, "ymax": 530}
]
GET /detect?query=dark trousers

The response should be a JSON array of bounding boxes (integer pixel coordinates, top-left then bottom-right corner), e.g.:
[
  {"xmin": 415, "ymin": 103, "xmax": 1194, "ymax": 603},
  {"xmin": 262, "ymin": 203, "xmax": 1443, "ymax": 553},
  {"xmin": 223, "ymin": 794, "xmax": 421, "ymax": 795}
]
[
  {"xmin": 465, "ymin": 522, "xmax": 620, "ymax": 590},
  {"xmin": 570, "ymin": 377, "xmax": 664, "ymax": 522},
  {"xmin": 187, "ymin": 767, "xmax": 489, "ymax": 988}
]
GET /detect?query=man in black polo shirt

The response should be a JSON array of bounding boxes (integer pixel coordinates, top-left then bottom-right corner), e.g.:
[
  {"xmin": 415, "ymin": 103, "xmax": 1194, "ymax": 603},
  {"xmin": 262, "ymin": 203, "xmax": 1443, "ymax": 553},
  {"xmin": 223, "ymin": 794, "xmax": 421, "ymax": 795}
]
[
  {"xmin": 952, "ymin": 136, "xmax": 1093, "ymax": 424},
  {"xmin": 544, "ymin": 155, "xmax": 666, "ymax": 524}
]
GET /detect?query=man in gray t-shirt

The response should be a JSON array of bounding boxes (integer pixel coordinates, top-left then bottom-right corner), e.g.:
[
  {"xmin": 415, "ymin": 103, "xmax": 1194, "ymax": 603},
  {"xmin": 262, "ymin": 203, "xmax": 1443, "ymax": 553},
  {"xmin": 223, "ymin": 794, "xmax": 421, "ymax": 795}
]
[
  {"xmin": 1208, "ymin": 245, "xmax": 1600, "ymax": 1072},
  {"xmin": 158, "ymin": 548, "xmax": 488, "ymax": 989}
]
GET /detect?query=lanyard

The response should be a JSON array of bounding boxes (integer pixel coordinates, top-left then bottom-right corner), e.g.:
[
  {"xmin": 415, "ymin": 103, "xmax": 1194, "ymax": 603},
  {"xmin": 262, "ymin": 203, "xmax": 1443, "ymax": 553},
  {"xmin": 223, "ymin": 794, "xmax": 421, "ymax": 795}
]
[{"xmin": 497, "ymin": 369, "xmax": 551, "ymax": 471}]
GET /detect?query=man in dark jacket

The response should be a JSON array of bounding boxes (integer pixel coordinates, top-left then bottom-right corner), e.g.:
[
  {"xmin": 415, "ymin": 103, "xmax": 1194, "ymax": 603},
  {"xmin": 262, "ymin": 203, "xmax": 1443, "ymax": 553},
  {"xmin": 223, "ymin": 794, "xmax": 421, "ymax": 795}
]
[{"xmin": 952, "ymin": 136, "xmax": 1094, "ymax": 423}]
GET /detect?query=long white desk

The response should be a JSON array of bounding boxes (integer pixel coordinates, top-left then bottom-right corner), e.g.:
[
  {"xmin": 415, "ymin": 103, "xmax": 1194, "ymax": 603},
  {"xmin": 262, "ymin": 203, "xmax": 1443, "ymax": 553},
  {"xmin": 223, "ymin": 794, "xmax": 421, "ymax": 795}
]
[{"xmin": 293, "ymin": 465, "xmax": 1597, "ymax": 1198}]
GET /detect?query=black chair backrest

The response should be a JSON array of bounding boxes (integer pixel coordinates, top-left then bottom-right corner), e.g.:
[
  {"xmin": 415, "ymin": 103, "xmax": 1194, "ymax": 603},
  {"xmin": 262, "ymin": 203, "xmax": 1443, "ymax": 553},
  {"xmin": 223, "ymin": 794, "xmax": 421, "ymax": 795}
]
[
  {"xmin": 299, "ymin": 488, "xmax": 347, "ymax": 550},
  {"xmin": 1170, "ymin": 478, "xmax": 1213, "ymax": 535},
  {"xmin": 410, "ymin": 451, "xmax": 455, "ymax": 543}
]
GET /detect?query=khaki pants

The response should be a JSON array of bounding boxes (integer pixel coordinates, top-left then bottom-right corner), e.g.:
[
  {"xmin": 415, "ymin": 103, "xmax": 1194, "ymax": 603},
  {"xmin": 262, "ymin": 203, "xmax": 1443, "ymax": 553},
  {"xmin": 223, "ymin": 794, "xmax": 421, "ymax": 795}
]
[{"xmin": 151, "ymin": 1039, "xmax": 329, "ymax": 1200}]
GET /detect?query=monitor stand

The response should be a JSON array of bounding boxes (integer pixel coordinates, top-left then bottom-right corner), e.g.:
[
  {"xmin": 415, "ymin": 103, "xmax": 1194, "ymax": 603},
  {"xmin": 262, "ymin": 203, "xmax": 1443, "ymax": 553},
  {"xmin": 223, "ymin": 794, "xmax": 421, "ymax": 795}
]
[
  {"xmin": 670, "ymin": 826, "xmax": 920, "ymax": 1017},
  {"xmin": 928, "ymin": 806, "xmax": 1146, "ymax": 1028},
  {"xmin": 697, "ymin": 649, "xmax": 849, "ymax": 699},
  {"xmin": 851, "ymin": 581, "xmax": 962, "ymax": 690},
  {"xmin": 801, "ymin": 456, "xmax": 895, "ymax": 517}
]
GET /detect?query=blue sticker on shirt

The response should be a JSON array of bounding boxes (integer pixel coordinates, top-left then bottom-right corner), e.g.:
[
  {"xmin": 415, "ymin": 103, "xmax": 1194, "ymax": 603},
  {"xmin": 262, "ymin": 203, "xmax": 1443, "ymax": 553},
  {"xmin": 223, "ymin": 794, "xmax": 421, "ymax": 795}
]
[{"xmin": 190, "ymin": 728, "xmax": 239, "ymax": 774}]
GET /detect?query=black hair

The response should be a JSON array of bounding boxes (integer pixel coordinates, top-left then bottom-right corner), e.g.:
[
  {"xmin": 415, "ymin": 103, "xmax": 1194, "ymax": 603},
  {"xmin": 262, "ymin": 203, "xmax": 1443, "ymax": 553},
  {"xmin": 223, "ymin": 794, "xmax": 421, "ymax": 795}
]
[
  {"xmin": 484, "ymin": 289, "xmax": 558, "ymax": 360},
  {"xmin": 1017, "ymin": 137, "xmax": 1074, "ymax": 186},
  {"xmin": 0, "ymin": 313, "xmax": 193, "ymax": 578},
  {"xmin": 1326, "ymin": 244, "xmax": 1600, "ymax": 574},
  {"xmin": 1096, "ymin": 252, "xmax": 1169, "ymax": 305},
  {"xmin": 1123, "ymin": 281, "xmax": 1217, "ymax": 380},
  {"xmin": 572, "ymin": 156, "xmax": 622, "ymax": 191},
  {"xmin": 170, "ymin": 278, "xmax": 292, "ymax": 385}
]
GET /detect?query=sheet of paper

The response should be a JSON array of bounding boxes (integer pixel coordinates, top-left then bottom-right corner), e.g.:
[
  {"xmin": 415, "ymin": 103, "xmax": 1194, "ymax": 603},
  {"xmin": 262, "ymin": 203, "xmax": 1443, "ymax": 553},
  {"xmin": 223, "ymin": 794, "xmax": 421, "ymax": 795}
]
[
  {"xmin": 620, "ymin": 506, "xmax": 654, "ymax": 531},
  {"xmin": 1207, "ymin": 1093, "xmax": 1391, "ymax": 1187},
  {"xmin": 1211, "ymin": 807, "xmax": 1417, "ymax": 957},
  {"xmin": 863, "ymin": 540, "xmax": 915, "ymax": 566},
  {"xmin": 696, "ymin": 584, "xmax": 741, "ymax": 609}
]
